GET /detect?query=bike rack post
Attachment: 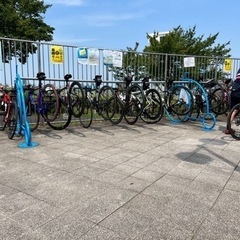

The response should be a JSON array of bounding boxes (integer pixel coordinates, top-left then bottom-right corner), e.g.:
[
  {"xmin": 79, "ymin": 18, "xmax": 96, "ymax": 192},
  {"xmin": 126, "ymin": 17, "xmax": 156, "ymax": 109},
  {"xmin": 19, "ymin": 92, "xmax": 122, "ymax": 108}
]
[
  {"xmin": 15, "ymin": 66, "xmax": 39, "ymax": 148},
  {"xmin": 181, "ymin": 75, "xmax": 216, "ymax": 131}
]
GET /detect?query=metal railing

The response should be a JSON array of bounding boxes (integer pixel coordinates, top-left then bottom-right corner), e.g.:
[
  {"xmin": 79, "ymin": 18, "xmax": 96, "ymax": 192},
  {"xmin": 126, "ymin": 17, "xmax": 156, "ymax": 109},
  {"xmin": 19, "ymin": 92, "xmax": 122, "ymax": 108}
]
[{"xmin": 1, "ymin": 37, "xmax": 240, "ymax": 89}]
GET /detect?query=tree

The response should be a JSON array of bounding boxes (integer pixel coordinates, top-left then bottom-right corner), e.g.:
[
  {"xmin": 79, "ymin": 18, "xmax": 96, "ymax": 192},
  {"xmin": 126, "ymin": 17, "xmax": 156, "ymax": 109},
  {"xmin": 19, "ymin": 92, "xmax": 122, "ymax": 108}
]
[
  {"xmin": 0, "ymin": 0, "xmax": 54, "ymax": 63},
  {"xmin": 144, "ymin": 25, "xmax": 231, "ymax": 57},
  {"xmin": 144, "ymin": 26, "xmax": 231, "ymax": 80}
]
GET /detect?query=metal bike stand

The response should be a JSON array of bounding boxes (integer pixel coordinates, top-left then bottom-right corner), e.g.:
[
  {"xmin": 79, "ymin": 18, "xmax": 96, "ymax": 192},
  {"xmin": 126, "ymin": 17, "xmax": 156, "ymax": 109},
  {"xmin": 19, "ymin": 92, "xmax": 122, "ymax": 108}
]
[
  {"xmin": 15, "ymin": 66, "xmax": 39, "ymax": 148},
  {"xmin": 181, "ymin": 77, "xmax": 216, "ymax": 131}
]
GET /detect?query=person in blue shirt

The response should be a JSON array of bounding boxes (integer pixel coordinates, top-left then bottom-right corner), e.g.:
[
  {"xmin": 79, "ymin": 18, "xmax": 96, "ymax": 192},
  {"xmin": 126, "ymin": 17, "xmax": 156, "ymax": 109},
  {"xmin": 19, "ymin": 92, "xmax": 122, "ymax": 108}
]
[{"xmin": 225, "ymin": 69, "xmax": 240, "ymax": 134}]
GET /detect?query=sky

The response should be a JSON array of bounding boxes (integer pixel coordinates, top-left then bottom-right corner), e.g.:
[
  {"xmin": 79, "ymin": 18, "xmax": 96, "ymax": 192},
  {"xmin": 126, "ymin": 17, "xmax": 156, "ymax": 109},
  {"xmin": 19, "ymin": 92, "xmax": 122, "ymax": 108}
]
[{"xmin": 43, "ymin": 0, "xmax": 239, "ymax": 57}]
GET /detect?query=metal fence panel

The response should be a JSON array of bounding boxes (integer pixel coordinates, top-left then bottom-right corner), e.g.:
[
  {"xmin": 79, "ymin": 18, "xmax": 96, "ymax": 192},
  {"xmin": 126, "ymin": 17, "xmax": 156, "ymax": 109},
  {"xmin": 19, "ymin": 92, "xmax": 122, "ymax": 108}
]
[{"xmin": 1, "ymin": 37, "xmax": 240, "ymax": 89}]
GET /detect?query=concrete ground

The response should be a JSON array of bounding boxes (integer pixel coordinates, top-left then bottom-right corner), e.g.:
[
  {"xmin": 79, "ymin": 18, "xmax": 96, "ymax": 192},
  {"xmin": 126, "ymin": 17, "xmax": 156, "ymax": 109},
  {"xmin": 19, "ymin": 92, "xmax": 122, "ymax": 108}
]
[{"xmin": 0, "ymin": 116, "xmax": 239, "ymax": 240}]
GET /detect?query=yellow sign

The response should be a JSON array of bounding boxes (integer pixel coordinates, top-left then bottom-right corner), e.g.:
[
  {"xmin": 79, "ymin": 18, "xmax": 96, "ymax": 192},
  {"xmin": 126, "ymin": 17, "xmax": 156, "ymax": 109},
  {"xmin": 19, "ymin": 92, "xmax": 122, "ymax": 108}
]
[
  {"xmin": 50, "ymin": 45, "xmax": 64, "ymax": 64},
  {"xmin": 224, "ymin": 59, "xmax": 232, "ymax": 71}
]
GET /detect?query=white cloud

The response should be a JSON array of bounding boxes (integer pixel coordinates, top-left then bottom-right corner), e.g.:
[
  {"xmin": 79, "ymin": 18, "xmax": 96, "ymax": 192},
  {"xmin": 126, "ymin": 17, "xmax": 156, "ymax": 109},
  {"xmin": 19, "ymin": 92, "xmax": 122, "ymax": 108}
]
[
  {"xmin": 82, "ymin": 11, "xmax": 151, "ymax": 27},
  {"xmin": 46, "ymin": 0, "xmax": 85, "ymax": 6}
]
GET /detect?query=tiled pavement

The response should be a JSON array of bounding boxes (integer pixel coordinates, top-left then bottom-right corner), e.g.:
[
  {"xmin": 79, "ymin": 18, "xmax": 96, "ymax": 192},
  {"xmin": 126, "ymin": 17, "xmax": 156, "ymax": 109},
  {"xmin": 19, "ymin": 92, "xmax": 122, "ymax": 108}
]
[{"xmin": 0, "ymin": 117, "xmax": 240, "ymax": 240}]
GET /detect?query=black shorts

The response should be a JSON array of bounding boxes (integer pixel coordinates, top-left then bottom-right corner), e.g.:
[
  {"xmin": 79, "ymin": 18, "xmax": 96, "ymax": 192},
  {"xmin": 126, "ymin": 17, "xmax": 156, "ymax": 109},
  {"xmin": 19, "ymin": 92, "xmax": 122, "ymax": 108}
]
[{"xmin": 230, "ymin": 91, "xmax": 240, "ymax": 109}]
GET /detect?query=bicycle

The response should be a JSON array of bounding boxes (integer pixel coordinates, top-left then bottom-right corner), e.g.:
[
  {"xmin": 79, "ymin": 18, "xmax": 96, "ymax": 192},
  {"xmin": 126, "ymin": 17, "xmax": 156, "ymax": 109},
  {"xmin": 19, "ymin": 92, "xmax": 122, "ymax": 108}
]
[
  {"xmin": 46, "ymin": 74, "xmax": 84, "ymax": 130},
  {"xmin": 25, "ymin": 72, "xmax": 60, "ymax": 131},
  {"xmin": 140, "ymin": 77, "xmax": 163, "ymax": 124},
  {"xmin": 108, "ymin": 75, "xmax": 146, "ymax": 125},
  {"xmin": 0, "ymin": 88, "xmax": 18, "ymax": 139},
  {"xmin": 80, "ymin": 75, "xmax": 116, "ymax": 128}
]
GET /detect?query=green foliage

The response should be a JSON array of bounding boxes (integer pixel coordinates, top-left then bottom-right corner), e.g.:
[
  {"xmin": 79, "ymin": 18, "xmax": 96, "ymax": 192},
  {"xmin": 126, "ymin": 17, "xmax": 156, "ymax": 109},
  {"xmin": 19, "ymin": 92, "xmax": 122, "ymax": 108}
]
[
  {"xmin": 0, "ymin": 0, "xmax": 54, "ymax": 63},
  {"xmin": 143, "ymin": 26, "xmax": 231, "ymax": 81},
  {"xmin": 144, "ymin": 25, "xmax": 231, "ymax": 57}
]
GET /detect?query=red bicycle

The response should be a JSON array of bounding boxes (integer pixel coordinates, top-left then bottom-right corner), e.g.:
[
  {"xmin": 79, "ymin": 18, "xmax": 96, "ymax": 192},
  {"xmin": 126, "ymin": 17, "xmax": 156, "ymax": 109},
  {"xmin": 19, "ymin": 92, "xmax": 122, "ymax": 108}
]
[{"xmin": 0, "ymin": 87, "xmax": 18, "ymax": 139}]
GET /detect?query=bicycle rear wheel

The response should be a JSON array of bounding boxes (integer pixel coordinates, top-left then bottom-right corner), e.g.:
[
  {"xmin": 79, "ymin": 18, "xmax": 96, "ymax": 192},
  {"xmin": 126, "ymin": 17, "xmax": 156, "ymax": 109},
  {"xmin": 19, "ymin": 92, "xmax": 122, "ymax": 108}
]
[
  {"xmin": 97, "ymin": 85, "xmax": 115, "ymax": 120},
  {"xmin": 42, "ymin": 84, "xmax": 60, "ymax": 122},
  {"xmin": 227, "ymin": 103, "xmax": 240, "ymax": 140},
  {"xmin": 26, "ymin": 93, "xmax": 40, "ymax": 132},
  {"xmin": 47, "ymin": 90, "xmax": 72, "ymax": 130},
  {"xmin": 108, "ymin": 97, "xmax": 124, "ymax": 125},
  {"xmin": 79, "ymin": 98, "xmax": 93, "ymax": 128},
  {"xmin": 7, "ymin": 101, "xmax": 17, "ymax": 139},
  {"xmin": 69, "ymin": 81, "xmax": 84, "ymax": 118},
  {"xmin": 127, "ymin": 84, "xmax": 146, "ymax": 117},
  {"xmin": 140, "ymin": 88, "xmax": 163, "ymax": 124},
  {"xmin": 0, "ymin": 112, "xmax": 7, "ymax": 131}
]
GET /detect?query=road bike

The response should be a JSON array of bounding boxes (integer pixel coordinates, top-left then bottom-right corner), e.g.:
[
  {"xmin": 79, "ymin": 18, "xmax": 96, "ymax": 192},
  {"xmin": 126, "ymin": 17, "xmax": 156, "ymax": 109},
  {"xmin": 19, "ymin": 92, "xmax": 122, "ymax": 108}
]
[
  {"xmin": 108, "ymin": 76, "xmax": 146, "ymax": 125},
  {"xmin": 80, "ymin": 75, "xmax": 116, "ymax": 128},
  {"xmin": 46, "ymin": 74, "xmax": 84, "ymax": 130},
  {"xmin": 25, "ymin": 72, "xmax": 60, "ymax": 131}
]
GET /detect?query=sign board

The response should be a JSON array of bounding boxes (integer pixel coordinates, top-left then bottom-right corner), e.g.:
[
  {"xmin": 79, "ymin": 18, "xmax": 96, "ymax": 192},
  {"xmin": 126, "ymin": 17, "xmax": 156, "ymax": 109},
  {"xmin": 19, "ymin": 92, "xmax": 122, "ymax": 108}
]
[
  {"xmin": 50, "ymin": 45, "xmax": 64, "ymax": 64},
  {"xmin": 224, "ymin": 59, "xmax": 232, "ymax": 71}
]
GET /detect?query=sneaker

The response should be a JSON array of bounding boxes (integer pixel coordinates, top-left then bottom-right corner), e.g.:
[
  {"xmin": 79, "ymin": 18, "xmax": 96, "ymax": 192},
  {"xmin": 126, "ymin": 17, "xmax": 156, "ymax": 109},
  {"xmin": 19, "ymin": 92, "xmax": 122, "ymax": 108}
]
[{"xmin": 224, "ymin": 129, "xmax": 230, "ymax": 134}]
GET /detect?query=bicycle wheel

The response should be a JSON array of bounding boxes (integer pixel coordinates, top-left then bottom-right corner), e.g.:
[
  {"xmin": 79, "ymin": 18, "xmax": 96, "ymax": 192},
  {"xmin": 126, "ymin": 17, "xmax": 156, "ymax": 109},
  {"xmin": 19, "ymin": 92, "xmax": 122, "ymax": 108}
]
[
  {"xmin": 26, "ymin": 90, "xmax": 40, "ymax": 132},
  {"xmin": 210, "ymin": 88, "xmax": 229, "ymax": 116},
  {"xmin": 227, "ymin": 103, "xmax": 240, "ymax": 140},
  {"xmin": 168, "ymin": 85, "xmax": 193, "ymax": 116},
  {"xmin": 0, "ymin": 111, "xmax": 7, "ymax": 131},
  {"xmin": 140, "ymin": 88, "xmax": 164, "ymax": 124},
  {"xmin": 79, "ymin": 98, "xmax": 93, "ymax": 128},
  {"xmin": 47, "ymin": 89, "xmax": 72, "ymax": 130},
  {"xmin": 126, "ymin": 84, "xmax": 146, "ymax": 117},
  {"xmin": 98, "ymin": 85, "xmax": 115, "ymax": 120},
  {"xmin": 124, "ymin": 111, "xmax": 139, "ymax": 125},
  {"xmin": 108, "ymin": 97, "xmax": 124, "ymax": 125},
  {"xmin": 69, "ymin": 81, "xmax": 84, "ymax": 118},
  {"xmin": 7, "ymin": 101, "xmax": 17, "ymax": 139},
  {"xmin": 42, "ymin": 84, "xmax": 60, "ymax": 122}
]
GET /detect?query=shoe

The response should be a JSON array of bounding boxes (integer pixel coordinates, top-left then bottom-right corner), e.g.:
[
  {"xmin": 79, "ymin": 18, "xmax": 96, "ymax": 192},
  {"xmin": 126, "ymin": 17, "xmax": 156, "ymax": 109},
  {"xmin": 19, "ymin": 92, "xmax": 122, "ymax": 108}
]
[{"xmin": 224, "ymin": 129, "xmax": 230, "ymax": 134}]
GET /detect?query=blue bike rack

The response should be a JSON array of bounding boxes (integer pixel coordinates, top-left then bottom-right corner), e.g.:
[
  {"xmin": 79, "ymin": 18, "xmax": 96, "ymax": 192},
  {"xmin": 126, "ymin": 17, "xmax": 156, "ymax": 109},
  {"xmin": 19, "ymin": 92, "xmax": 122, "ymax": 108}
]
[
  {"xmin": 181, "ymin": 74, "xmax": 216, "ymax": 131},
  {"xmin": 15, "ymin": 66, "xmax": 39, "ymax": 148}
]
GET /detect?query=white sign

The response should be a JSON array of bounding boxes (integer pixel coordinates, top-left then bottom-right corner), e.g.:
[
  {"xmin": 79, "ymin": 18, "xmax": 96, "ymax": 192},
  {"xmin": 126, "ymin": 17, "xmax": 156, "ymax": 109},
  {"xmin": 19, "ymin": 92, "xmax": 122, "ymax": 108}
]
[
  {"xmin": 0, "ymin": 43, "xmax": 2, "ymax": 71},
  {"xmin": 184, "ymin": 57, "xmax": 195, "ymax": 67}
]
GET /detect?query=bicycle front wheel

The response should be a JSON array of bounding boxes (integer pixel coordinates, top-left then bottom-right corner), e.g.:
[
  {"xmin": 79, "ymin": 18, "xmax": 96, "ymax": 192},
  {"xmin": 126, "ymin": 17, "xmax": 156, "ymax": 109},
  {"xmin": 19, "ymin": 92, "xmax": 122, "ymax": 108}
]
[
  {"xmin": 168, "ymin": 85, "xmax": 193, "ymax": 116},
  {"xmin": 69, "ymin": 81, "xmax": 84, "ymax": 118}
]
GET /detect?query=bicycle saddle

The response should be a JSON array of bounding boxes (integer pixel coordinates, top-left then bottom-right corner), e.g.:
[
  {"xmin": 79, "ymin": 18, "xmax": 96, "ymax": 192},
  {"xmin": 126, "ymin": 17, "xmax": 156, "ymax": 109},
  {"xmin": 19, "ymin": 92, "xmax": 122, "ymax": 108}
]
[
  {"xmin": 36, "ymin": 72, "xmax": 46, "ymax": 80},
  {"xmin": 94, "ymin": 75, "xmax": 102, "ymax": 87},
  {"xmin": 64, "ymin": 74, "xmax": 72, "ymax": 80}
]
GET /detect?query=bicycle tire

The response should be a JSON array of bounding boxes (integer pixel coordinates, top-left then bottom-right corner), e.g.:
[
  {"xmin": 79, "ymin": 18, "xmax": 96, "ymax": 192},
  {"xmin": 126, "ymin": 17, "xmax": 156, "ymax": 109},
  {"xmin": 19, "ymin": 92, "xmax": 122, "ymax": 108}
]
[
  {"xmin": 7, "ymin": 101, "xmax": 17, "ymax": 139},
  {"xmin": 47, "ymin": 90, "xmax": 72, "ymax": 130},
  {"xmin": 79, "ymin": 98, "xmax": 93, "ymax": 128},
  {"xmin": 98, "ymin": 85, "xmax": 115, "ymax": 120},
  {"xmin": 126, "ymin": 84, "xmax": 146, "ymax": 117},
  {"xmin": 140, "ymin": 88, "xmax": 163, "ymax": 123},
  {"xmin": 210, "ymin": 88, "xmax": 229, "ymax": 116},
  {"xmin": 168, "ymin": 85, "xmax": 193, "ymax": 116},
  {"xmin": 124, "ymin": 112, "xmax": 139, "ymax": 125},
  {"xmin": 227, "ymin": 103, "xmax": 240, "ymax": 140},
  {"xmin": 42, "ymin": 83, "xmax": 60, "ymax": 122},
  {"xmin": 69, "ymin": 81, "xmax": 84, "ymax": 118},
  {"xmin": 0, "ymin": 112, "xmax": 7, "ymax": 131},
  {"xmin": 108, "ymin": 97, "xmax": 124, "ymax": 125},
  {"xmin": 26, "ymin": 96, "xmax": 40, "ymax": 132}
]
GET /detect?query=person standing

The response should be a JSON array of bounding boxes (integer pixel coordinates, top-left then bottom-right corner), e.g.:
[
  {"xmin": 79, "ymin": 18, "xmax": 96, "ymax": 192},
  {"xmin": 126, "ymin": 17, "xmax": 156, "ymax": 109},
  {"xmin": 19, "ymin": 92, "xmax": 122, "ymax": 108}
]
[{"xmin": 225, "ymin": 69, "xmax": 240, "ymax": 134}]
